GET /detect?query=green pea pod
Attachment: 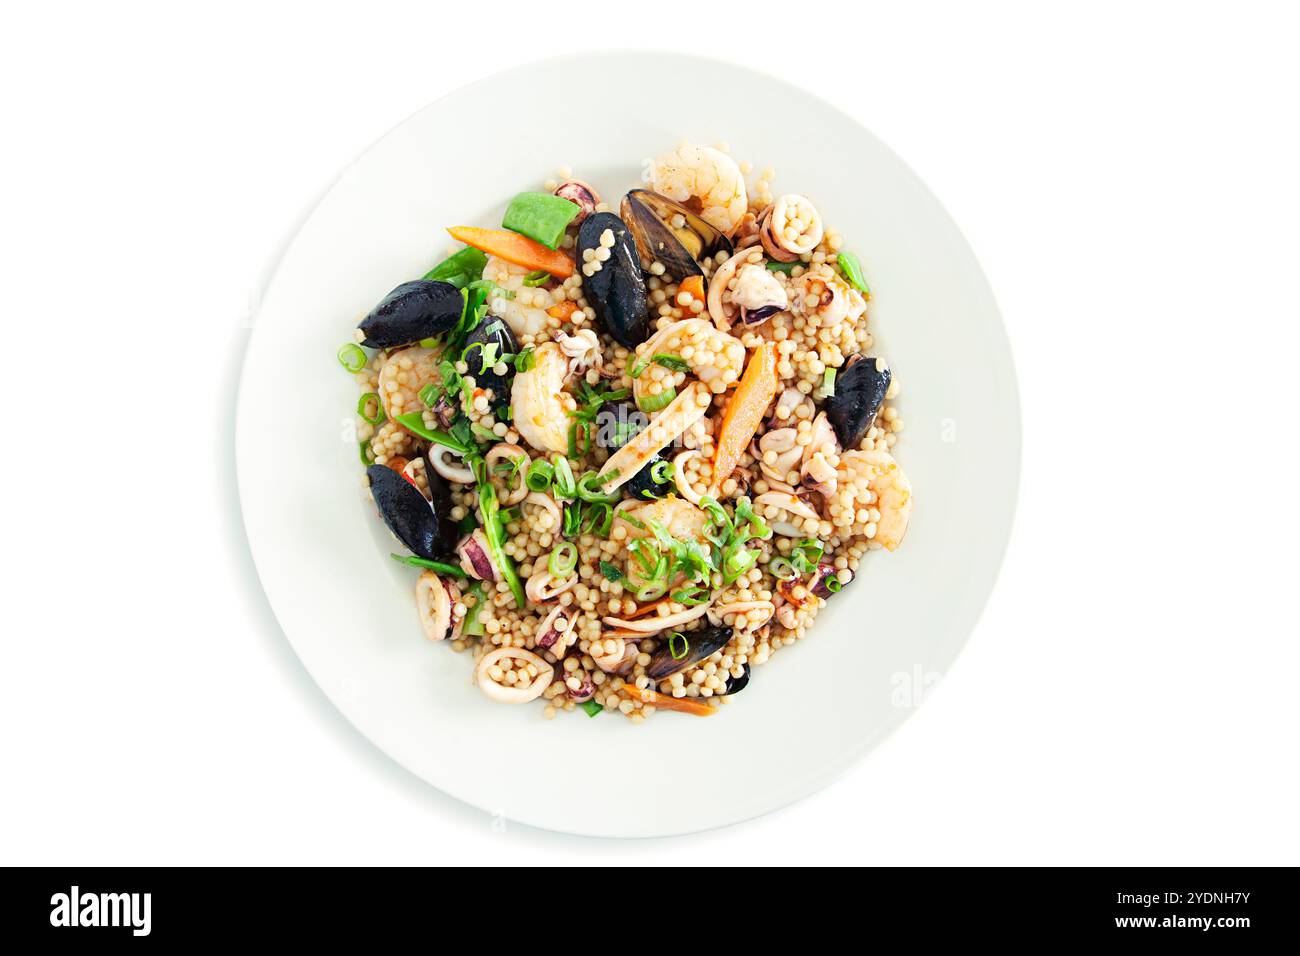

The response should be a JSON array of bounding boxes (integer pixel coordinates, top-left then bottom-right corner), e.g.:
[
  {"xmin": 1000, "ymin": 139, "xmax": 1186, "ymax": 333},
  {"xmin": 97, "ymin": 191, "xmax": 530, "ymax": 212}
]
[
  {"xmin": 836, "ymin": 250, "xmax": 871, "ymax": 296},
  {"xmin": 423, "ymin": 246, "xmax": 487, "ymax": 288}
]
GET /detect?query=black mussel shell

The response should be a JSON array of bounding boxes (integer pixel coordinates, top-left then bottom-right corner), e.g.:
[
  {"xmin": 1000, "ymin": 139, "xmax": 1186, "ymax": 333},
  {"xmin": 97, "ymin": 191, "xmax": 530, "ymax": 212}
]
[
  {"xmin": 824, "ymin": 354, "xmax": 891, "ymax": 450},
  {"xmin": 367, "ymin": 464, "xmax": 456, "ymax": 560},
  {"xmin": 357, "ymin": 280, "xmax": 463, "ymax": 349},
  {"xmin": 461, "ymin": 314, "xmax": 518, "ymax": 413},
  {"xmin": 578, "ymin": 212, "xmax": 649, "ymax": 348},
  {"xmin": 646, "ymin": 624, "xmax": 733, "ymax": 681},
  {"xmin": 621, "ymin": 189, "xmax": 733, "ymax": 282},
  {"xmin": 624, "ymin": 452, "xmax": 672, "ymax": 501},
  {"xmin": 723, "ymin": 663, "xmax": 751, "ymax": 696}
]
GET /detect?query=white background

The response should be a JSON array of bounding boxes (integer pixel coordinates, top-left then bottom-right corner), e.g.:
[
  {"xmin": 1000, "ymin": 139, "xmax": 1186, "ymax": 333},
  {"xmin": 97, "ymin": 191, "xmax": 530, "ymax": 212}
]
[{"xmin": 2, "ymin": 1, "xmax": 1297, "ymax": 865}]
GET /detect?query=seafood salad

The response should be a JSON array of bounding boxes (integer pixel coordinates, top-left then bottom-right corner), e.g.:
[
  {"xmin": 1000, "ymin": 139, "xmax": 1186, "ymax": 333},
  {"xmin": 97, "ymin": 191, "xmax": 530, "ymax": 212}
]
[{"xmin": 338, "ymin": 142, "xmax": 911, "ymax": 722}]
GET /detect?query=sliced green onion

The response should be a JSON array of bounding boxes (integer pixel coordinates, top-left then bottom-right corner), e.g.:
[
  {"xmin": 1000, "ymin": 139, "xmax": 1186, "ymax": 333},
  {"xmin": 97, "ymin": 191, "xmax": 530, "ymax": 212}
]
[
  {"xmin": 765, "ymin": 260, "xmax": 798, "ymax": 274},
  {"xmin": 580, "ymin": 699, "xmax": 603, "ymax": 717},
  {"xmin": 626, "ymin": 354, "xmax": 650, "ymax": 378},
  {"xmin": 515, "ymin": 347, "xmax": 536, "ymax": 372},
  {"xmin": 562, "ymin": 502, "xmax": 582, "ymax": 537},
  {"xmin": 461, "ymin": 583, "xmax": 487, "ymax": 636},
  {"xmin": 825, "ymin": 576, "xmax": 844, "ymax": 593},
  {"xmin": 552, "ymin": 455, "xmax": 577, "ymax": 499},
  {"xmin": 467, "ymin": 278, "xmax": 514, "ymax": 300},
  {"xmin": 821, "ymin": 368, "xmax": 836, "ymax": 397},
  {"xmin": 835, "ymin": 250, "xmax": 870, "ymax": 296},
  {"xmin": 617, "ymin": 510, "xmax": 646, "ymax": 530},
  {"xmin": 548, "ymin": 542, "xmax": 578, "ymax": 577},
  {"xmin": 652, "ymin": 353, "xmax": 690, "ymax": 373},
  {"xmin": 637, "ymin": 386, "xmax": 676, "ymax": 413},
  {"xmin": 357, "ymin": 392, "xmax": 385, "ymax": 425},
  {"xmin": 635, "ymin": 580, "xmax": 668, "ymax": 602},
  {"xmin": 337, "ymin": 343, "xmax": 367, "ymax": 373},
  {"xmin": 522, "ymin": 269, "xmax": 551, "ymax": 287},
  {"xmin": 649, "ymin": 460, "xmax": 674, "ymax": 485},
  {"xmin": 671, "ymin": 586, "xmax": 711, "ymax": 606},
  {"xmin": 476, "ymin": 341, "xmax": 500, "ymax": 373},
  {"xmin": 418, "ymin": 382, "xmax": 440, "ymax": 408},
  {"xmin": 393, "ymin": 412, "xmax": 472, "ymax": 452},
  {"xmin": 579, "ymin": 501, "xmax": 613, "ymax": 537},
  {"xmin": 359, "ymin": 441, "xmax": 375, "ymax": 466},
  {"xmin": 668, "ymin": 632, "xmax": 689, "ymax": 660},
  {"xmin": 768, "ymin": 556, "xmax": 798, "ymax": 581},
  {"xmin": 525, "ymin": 458, "xmax": 554, "ymax": 492},
  {"xmin": 389, "ymin": 554, "xmax": 467, "ymax": 578},
  {"xmin": 722, "ymin": 543, "xmax": 758, "ymax": 584},
  {"xmin": 567, "ymin": 420, "xmax": 590, "ymax": 458},
  {"xmin": 576, "ymin": 471, "xmax": 620, "ymax": 504},
  {"xmin": 599, "ymin": 560, "xmax": 624, "ymax": 581}
]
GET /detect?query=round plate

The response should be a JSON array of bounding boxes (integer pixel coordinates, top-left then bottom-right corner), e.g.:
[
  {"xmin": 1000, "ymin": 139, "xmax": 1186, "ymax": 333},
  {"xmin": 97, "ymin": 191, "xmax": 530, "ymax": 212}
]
[{"xmin": 236, "ymin": 52, "xmax": 1020, "ymax": 837}]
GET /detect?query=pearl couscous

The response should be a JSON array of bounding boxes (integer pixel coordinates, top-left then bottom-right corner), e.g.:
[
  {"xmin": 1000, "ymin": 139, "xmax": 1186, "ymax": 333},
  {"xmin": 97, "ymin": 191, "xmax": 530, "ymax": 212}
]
[{"xmin": 341, "ymin": 142, "xmax": 912, "ymax": 722}]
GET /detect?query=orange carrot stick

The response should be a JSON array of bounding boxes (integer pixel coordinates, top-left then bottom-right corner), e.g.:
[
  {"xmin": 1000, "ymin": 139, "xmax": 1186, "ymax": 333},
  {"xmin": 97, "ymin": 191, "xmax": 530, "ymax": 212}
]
[
  {"xmin": 547, "ymin": 300, "xmax": 580, "ymax": 321},
  {"xmin": 711, "ymin": 342, "xmax": 778, "ymax": 491},
  {"xmin": 620, "ymin": 683, "xmax": 717, "ymax": 717},
  {"xmin": 446, "ymin": 226, "xmax": 574, "ymax": 279}
]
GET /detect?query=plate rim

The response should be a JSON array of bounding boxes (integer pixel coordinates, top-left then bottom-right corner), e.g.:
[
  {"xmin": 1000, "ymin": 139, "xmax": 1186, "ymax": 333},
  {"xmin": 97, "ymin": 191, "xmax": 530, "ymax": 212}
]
[{"xmin": 234, "ymin": 50, "xmax": 1022, "ymax": 838}]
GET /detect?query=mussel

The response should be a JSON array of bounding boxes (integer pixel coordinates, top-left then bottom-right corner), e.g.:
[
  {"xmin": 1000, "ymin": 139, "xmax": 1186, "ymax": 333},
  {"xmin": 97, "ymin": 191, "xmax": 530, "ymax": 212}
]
[
  {"xmin": 824, "ymin": 354, "xmax": 892, "ymax": 451},
  {"xmin": 461, "ymin": 314, "xmax": 518, "ymax": 413},
  {"xmin": 578, "ymin": 212, "xmax": 649, "ymax": 348},
  {"xmin": 621, "ymin": 189, "xmax": 733, "ymax": 282},
  {"xmin": 356, "ymin": 280, "xmax": 464, "ymax": 349},
  {"xmin": 367, "ymin": 464, "xmax": 457, "ymax": 560},
  {"xmin": 723, "ymin": 663, "xmax": 751, "ymax": 696},
  {"xmin": 646, "ymin": 624, "xmax": 733, "ymax": 680}
]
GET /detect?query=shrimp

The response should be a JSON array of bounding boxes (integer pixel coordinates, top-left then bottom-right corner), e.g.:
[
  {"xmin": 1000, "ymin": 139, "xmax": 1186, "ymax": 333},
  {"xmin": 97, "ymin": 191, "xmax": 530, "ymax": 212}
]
[
  {"xmin": 836, "ymin": 449, "xmax": 913, "ymax": 550},
  {"xmin": 629, "ymin": 318, "xmax": 747, "ymax": 407},
  {"xmin": 789, "ymin": 271, "xmax": 866, "ymax": 329},
  {"xmin": 482, "ymin": 254, "xmax": 555, "ymax": 338},
  {"xmin": 510, "ymin": 342, "xmax": 576, "ymax": 453},
  {"xmin": 648, "ymin": 144, "xmax": 748, "ymax": 235}
]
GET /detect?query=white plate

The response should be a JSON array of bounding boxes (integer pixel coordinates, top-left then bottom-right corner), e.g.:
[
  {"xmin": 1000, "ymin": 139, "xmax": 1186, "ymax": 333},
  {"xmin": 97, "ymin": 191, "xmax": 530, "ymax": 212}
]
[{"xmin": 236, "ymin": 52, "xmax": 1020, "ymax": 838}]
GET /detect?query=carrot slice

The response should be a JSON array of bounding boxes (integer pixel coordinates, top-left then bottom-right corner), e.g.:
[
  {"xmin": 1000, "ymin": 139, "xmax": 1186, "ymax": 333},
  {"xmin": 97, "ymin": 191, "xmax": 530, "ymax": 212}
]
[
  {"xmin": 711, "ymin": 342, "xmax": 778, "ymax": 491},
  {"xmin": 620, "ymin": 683, "xmax": 717, "ymax": 717},
  {"xmin": 679, "ymin": 275, "xmax": 705, "ymax": 305},
  {"xmin": 447, "ymin": 226, "xmax": 574, "ymax": 279},
  {"xmin": 547, "ymin": 300, "xmax": 580, "ymax": 321}
]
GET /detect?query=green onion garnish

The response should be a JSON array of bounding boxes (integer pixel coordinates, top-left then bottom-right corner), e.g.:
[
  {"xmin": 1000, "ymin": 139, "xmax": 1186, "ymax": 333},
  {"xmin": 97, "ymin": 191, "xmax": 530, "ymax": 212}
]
[
  {"xmin": 765, "ymin": 260, "xmax": 798, "ymax": 274},
  {"xmin": 636, "ymin": 580, "xmax": 668, "ymax": 602},
  {"xmin": 835, "ymin": 250, "xmax": 870, "ymax": 296},
  {"xmin": 637, "ymin": 386, "xmax": 676, "ymax": 413},
  {"xmin": 337, "ymin": 343, "xmax": 367, "ymax": 373},
  {"xmin": 548, "ymin": 542, "xmax": 578, "ymax": 577},
  {"xmin": 580, "ymin": 699, "xmax": 603, "ymax": 717},
  {"xmin": 668, "ymin": 632, "xmax": 689, "ymax": 660},
  {"xmin": 768, "ymin": 556, "xmax": 798, "ymax": 581},
  {"xmin": 393, "ymin": 412, "xmax": 472, "ymax": 453},
  {"xmin": 522, "ymin": 269, "xmax": 551, "ymax": 287},
  {"xmin": 649, "ymin": 460, "xmax": 674, "ymax": 485},
  {"xmin": 467, "ymin": 279, "xmax": 514, "ymax": 300},
  {"xmin": 825, "ymin": 576, "xmax": 843, "ymax": 593},
  {"xmin": 357, "ymin": 392, "xmax": 385, "ymax": 425},
  {"xmin": 515, "ymin": 347, "xmax": 536, "ymax": 372},
  {"xmin": 652, "ymin": 354, "xmax": 690, "ymax": 373},
  {"xmin": 525, "ymin": 458, "xmax": 554, "ymax": 492},
  {"xmin": 418, "ymin": 382, "xmax": 440, "ymax": 409},
  {"xmin": 389, "ymin": 554, "xmax": 467, "ymax": 578},
  {"xmin": 359, "ymin": 441, "xmax": 375, "ymax": 466},
  {"xmin": 599, "ymin": 561, "xmax": 623, "ymax": 581},
  {"xmin": 461, "ymin": 583, "xmax": 487, "ymax": 635},
  {"xmin": 821, "ymin": 368, "xmax": 836, "ymax": 397},
  {"xmin": 576, "ymin": 471, "xmax": 620, "ymax": 504},
  {"xmin": 552, "ymin": 455, "xmax": 577, "ymax": 499},
  {"xmin": 626, "ymin": 354, "xmax": 650, "ymax": 378},
  {"xmin": 671, "ymin": 586, "xmax": 711, "ymax": 606}
]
